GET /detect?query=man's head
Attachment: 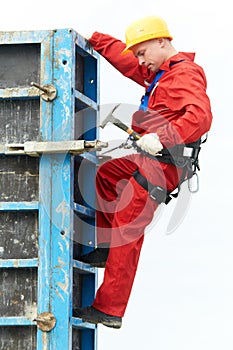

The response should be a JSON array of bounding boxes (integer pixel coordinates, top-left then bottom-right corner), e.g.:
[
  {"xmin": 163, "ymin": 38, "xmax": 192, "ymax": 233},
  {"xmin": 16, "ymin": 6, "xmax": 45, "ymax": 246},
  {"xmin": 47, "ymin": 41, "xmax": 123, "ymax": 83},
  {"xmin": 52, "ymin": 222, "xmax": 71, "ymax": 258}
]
[
  {"xmin": 122, "ymin": 16, "xmax": 176, "ymax": 72},
  {"xmin": 122, "ymin": 16, "xmax": 173, "ymax": 53}
]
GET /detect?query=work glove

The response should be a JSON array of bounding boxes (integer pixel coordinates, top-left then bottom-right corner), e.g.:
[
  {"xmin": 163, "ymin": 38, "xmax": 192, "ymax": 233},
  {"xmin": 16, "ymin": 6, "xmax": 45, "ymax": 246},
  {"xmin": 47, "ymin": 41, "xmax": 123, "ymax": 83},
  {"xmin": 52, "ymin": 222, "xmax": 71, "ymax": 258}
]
[{"xmin": 136, "ymin": 133, "xmax": 163, "ymax": 155}]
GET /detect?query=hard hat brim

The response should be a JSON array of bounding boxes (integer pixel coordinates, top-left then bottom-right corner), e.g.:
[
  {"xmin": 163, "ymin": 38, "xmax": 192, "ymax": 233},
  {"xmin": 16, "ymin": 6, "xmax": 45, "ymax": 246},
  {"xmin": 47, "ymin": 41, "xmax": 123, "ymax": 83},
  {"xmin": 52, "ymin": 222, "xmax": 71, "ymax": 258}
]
[{"xmin": 121, "ymin": 46, "xmax": 132, "ymax": 55}]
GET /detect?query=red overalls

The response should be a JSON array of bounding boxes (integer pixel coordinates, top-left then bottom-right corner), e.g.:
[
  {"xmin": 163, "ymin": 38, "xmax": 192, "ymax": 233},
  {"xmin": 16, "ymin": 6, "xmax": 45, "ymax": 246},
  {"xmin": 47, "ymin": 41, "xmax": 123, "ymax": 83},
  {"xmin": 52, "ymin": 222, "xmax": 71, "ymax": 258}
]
[{"xmin": 89, "ymin": 33, "xmax": 213, "ymax": 317}]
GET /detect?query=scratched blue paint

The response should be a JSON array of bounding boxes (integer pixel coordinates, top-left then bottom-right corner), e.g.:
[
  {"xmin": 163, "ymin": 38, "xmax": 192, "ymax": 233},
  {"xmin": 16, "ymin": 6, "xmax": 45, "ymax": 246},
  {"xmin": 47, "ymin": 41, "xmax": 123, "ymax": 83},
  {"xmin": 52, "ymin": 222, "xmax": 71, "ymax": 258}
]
[
  {"xmin": 0, "ymin": 258, "xmax": 38, "ymax": 268},
  {"xmin": 0, "ymin": 28, "xmax": 99, "ymax": 350},
  {"xmin": 50, "ymin": 154, "xmax": 73, "ymax": 350},
  {"xmin": 80, "ymin": 152, "xmax": 99, "ymax": 164},
  {"xmin": 0, "ymin": 30, "xmax": 52, "ymax": 45},
  {"xmin": 72, "ymin": 317, "xmax": 97, "ymax": 330},
  {"xmin": 37, "ymin": 155, "xmax": 53, "ymax": 350},
  {"xmin": 0, "ymin": 201, "xmax": 39, "ymax": 211},
  {"xmin": 75, "ymin": 33, "xmax": 99, "ymax": 60},
  {"xmin": 50, "ymin": 29, "xmax": 98, "ymax": 350},
  {"xmin": 0, "ymin": 317, "xmax": 35, "ymax": 326},
  {"xmin": 76, "ymin": 36, "xmax": 99, "ymax": 350},
  {"xmin": 36, "ymin": 31, "xmax": 55, "ymax": 350},
  {"xmin": 73, "ymin": 260, "xmax": 97, "ymax": 274},
  {"xmin": 0, "ymin": 87, "xmax": 40, "ymax": 99},
  {"xmin": 46, "ymin": 31, "xmax": 74, "ymax": 350},
  {"xmin": 73, "ymin": 202, "xmax": 95, "ymax": 218},
  {"xmin": 40, "ymin": 32, "xmax": 54, "ymax": 142},
  {"xmin": 75, "ymin": 90, "xmax": 98, "ymax": 111}
]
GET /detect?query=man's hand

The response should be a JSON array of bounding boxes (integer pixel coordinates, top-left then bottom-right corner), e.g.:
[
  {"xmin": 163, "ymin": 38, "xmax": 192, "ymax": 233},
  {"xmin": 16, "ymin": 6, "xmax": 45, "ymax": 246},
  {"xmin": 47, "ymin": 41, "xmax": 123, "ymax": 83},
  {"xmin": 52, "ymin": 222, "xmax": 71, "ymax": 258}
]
[{"xmin": 136, "ymin": 133, "xmax": 163, "ymax": 155}]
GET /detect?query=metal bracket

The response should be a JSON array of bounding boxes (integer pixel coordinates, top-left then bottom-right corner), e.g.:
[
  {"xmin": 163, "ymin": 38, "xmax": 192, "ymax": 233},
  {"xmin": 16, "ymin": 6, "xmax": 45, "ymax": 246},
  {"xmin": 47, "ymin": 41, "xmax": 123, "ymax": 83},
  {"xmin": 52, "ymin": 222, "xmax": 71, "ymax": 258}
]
[
  {"xmin": 0, "ymin": 140, "xmax": 108, "ymax": 156},
  {"xmin": 31, "ymin": 82, "xmax": 57, "ymax": 101},
  {"xmin": 34, "ymin": 312, "xmax": 56, "ymax": 332}
]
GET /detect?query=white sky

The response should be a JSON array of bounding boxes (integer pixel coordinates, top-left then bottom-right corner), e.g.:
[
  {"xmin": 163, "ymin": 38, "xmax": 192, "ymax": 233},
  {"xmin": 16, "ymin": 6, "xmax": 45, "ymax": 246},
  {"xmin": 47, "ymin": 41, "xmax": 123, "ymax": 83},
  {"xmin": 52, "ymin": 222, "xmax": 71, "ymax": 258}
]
[{"xmin": 2, "ymin": 1, "xmax": 233, "ymax": 349}]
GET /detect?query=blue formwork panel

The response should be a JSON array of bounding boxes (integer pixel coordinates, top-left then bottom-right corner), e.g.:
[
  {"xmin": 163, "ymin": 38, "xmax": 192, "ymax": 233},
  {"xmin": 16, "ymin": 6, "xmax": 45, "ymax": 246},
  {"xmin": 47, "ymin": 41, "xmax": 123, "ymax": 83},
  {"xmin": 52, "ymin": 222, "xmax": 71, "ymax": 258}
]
[{"xmin": 0, "ymin": 29, "xmax": 99, "ymax": 350}]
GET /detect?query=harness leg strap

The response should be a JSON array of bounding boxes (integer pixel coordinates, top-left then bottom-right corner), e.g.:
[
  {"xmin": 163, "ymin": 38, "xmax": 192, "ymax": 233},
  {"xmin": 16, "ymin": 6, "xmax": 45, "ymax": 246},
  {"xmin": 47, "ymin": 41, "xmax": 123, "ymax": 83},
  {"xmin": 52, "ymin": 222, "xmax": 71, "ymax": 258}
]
[{"xmin": 132, "ymin": 170, "xmax": 173, "ymax": 205}]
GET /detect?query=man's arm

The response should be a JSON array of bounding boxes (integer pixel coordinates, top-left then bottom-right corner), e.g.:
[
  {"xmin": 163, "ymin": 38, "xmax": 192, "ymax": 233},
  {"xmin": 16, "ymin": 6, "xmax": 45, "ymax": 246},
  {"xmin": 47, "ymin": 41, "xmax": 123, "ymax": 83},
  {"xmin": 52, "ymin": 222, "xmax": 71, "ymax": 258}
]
[
  {"xmin": 154, "ymin": 65, "xmax": 212, "ymax": 147},
  {"xmin": 89, "ymin": 32, "xmax": 151, "ymax": 87}
]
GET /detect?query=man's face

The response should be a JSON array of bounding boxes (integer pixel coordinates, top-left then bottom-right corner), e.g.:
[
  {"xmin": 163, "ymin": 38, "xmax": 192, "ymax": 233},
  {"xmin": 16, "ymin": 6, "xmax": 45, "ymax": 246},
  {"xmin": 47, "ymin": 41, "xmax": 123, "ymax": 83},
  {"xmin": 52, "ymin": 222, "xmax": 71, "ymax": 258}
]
[{"xmin": 132, "ymin": 39, "xmax": 164, "ymax": 73}]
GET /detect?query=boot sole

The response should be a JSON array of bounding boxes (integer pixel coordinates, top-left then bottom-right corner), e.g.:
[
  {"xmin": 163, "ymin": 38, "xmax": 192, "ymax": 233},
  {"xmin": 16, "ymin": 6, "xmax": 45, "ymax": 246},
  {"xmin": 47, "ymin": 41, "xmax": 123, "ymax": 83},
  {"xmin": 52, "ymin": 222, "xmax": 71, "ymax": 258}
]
[
  {"xmin": 102, "ymin": 320, "xmax": 122, "ymax": 329},
  {"xmin": 82, "ymin": 316, "xmax": 122, "ymax": 329},
  {"xmin": 90, "ymin": 261, "xmax": 106, "ymax": 268}
]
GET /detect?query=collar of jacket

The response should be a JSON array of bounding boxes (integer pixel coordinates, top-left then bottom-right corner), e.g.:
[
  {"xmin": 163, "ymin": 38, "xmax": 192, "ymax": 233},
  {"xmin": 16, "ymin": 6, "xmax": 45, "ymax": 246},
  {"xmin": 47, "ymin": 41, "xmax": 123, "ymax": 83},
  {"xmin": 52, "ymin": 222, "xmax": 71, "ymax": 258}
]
[
  {"xmin": 160, "ymin": 52, "xmax": 196, "ymax": 72},
  {"xmin": 144, "ymin": 52, "xmax": 196, "ymax": 86}
]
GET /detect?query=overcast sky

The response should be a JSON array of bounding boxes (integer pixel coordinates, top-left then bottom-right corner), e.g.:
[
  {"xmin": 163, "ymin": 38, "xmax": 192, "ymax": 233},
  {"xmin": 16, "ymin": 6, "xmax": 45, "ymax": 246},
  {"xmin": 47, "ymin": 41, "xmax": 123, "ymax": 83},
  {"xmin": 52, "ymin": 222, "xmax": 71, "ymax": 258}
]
[{"xmin": 1, "ymin": 0, "xmax": 233, "ymax": 349}]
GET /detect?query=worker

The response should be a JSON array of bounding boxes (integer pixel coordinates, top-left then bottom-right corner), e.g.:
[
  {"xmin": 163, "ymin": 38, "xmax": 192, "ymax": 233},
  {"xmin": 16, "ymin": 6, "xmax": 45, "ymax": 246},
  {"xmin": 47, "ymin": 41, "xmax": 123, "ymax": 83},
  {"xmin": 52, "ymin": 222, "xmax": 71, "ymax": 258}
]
[{"xmin": 74, "ymin": 16, "xmax": 212, "ymax": 329}]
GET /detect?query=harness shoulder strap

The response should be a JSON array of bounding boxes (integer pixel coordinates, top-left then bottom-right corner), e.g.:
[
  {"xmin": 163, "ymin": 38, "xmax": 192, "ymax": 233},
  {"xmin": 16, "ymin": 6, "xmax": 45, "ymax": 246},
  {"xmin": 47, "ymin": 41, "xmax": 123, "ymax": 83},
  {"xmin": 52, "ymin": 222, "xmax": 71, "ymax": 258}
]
[
  {"xmin": 139, "ymin": 70, "xmax": 165, "ymax": 111},
  {"xmin": 139, "ymin": 59, "xmax": 185, "ymax": 111}
]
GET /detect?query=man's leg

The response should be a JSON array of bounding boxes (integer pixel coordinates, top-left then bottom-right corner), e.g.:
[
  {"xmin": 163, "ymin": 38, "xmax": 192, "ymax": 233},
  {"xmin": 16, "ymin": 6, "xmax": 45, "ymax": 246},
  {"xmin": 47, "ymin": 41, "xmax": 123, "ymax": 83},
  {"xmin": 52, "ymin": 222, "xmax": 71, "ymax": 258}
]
[
  {"xmin": 75, "ymin": 156, "xmax": 180, "ymax": 325},
  {"xmin": 95, "ymin": 157, "xmax": 139, "ymax": 243},
  {"xmin": 74, "ymin": 175, "xmax": 158, "ymax": 326},
  {"xmin": 92, "ymin": 176, "xmax": 158, "ymax": 317}
]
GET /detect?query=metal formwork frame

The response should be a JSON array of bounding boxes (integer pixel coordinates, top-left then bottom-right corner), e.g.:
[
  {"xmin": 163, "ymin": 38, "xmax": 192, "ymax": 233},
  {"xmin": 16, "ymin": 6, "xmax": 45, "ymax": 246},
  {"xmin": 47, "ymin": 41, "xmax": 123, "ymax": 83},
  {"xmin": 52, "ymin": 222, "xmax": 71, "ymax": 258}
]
[{"xmin": 0, "ymin": 29, "xmax": 99, "ymax": 350}]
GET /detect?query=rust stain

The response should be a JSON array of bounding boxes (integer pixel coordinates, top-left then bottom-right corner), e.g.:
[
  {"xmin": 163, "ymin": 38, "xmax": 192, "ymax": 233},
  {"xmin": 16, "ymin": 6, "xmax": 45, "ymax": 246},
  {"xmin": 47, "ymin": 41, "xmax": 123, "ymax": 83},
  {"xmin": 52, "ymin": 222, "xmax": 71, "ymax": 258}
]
[
  {"xmin": 56, "ymin": 200, "xmax": 69, "ymax": 228},
  {"xmin": 1, "ymin": 87, "xmax": 39, "ymax": 98},
  {"xmin": 42, "ymin": 331, "xmax": 48, "ymax": 350},
  {"xmin": 58, "ymin": 242, "xmax": 64, "ymax": 254},
  {"xmin": 55, "ymin": 289, "xmax": 65, "ymax": 303},
  {"xmin": 58, "ymin": 257, "xmax": 66, "ymax": 266},
  {"xmin": 13, "ymin": 260, "xmax": 20, "ymax": 268},
  {"xmin": 57, "ymin": 275, "xmax": 69, "ymax": 295}
]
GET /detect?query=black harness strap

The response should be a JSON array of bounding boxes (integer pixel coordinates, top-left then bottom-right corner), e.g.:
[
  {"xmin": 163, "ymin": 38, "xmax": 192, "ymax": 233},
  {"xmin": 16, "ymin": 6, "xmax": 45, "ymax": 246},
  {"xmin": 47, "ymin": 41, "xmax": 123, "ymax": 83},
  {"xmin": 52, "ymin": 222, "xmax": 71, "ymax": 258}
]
[
  {"xmin": 132, "ymin": 138, "xmax": 204, "ymax": 204},
  {"xmin": 132, "ymin": 167, "xmax": 187, "ymax": 205},
  {"xmin": 133, "ymin": 170, "xmax": 172, "ymax": 204}
]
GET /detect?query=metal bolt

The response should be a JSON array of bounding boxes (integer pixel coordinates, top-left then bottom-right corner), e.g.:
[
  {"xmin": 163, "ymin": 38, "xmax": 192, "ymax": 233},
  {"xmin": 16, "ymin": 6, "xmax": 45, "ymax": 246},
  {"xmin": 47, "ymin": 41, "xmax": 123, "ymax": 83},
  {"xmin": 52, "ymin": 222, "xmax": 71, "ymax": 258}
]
[
  {"xmin": 34, "ymin": 312, "xmax": 56, "ymax": 332},
  {"xmin": 31, "ymin": 82, "xmax": 50, "ymax": 94},
  {"xmin": 31, "ymin": 82, "xmax": 57, "ymax": 101}
]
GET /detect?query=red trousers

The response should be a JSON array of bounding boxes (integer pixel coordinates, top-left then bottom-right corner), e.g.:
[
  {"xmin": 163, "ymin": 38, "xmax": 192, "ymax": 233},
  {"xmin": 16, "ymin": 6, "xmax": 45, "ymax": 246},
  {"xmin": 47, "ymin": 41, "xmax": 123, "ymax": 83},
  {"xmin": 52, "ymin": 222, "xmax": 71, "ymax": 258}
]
[{"xmin": 92, "ymin": 154, "xmax": 180, "ymax": 317}]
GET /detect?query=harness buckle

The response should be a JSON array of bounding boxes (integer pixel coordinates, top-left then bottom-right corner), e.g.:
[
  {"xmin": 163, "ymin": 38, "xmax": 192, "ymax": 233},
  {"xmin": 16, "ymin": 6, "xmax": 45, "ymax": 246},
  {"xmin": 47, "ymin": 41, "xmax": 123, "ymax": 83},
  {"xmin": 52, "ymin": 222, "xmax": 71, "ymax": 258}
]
[
  {"xmin": 149, "ymin": 186, "xmax": 167, "ymax": 204},
  {"xmin": 174, "ymin": 156, "xmax": 188, "ymax": 168}
]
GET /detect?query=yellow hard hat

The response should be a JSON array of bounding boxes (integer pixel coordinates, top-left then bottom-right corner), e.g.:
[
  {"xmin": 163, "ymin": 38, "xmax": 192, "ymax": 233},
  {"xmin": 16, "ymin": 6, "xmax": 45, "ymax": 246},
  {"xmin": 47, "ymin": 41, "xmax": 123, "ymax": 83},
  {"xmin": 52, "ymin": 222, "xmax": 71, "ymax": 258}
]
[{"xmin": 122, "ymin": 16, "xmax": 173, "ymax": 54}]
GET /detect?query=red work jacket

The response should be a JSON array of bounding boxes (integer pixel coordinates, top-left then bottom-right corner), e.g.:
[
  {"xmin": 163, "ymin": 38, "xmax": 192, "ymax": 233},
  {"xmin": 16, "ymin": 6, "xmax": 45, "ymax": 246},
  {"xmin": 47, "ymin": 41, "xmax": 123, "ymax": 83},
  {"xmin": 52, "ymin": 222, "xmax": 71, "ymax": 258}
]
[{"xmin": 89, "ymin": 32, "xmax": 213, "ymax": 148}]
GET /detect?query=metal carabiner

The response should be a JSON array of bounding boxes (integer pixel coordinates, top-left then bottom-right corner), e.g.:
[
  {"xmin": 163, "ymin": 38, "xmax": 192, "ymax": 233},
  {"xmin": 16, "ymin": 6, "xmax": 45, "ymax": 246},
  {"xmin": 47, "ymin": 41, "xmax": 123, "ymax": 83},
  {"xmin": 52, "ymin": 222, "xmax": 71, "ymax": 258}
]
[{"xmin": 188, "ymin": 172, "xmax": 199, "ymax": 193}]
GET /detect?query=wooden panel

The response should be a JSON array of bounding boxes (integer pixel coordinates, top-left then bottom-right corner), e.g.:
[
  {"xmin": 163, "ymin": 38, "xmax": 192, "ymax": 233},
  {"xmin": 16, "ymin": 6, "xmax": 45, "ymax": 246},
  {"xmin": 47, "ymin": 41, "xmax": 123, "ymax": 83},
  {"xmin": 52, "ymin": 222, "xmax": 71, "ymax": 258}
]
[
  {"xmin": 72, "ymin": 269, "xmax": 82, "ymax": 309},
  {"xmin": 0, "ymin": 99, "xmax": 40, "ymax": 144},
  {"xmin": 75, "ymin": 49, "xmax": 84, "ymax": 93},
  {"xmin": 72, "ymin": 328, "xmax": 81, "ymax": 350},
  {"xmin": 0, "ymin": 44, "xmax": 40, "ymax": 88},
  {"xmin": 0, "ymin": 156, "xmax": 39, "ymax": 202},
  {"xmin": 0, "ymin": 268, "xmax": 37, "ymax": 317},
  {"xmin": 0, "ymin": 211, "xmax": 38, "ymax": 259},
  {"xmin": 0, "ymin": 326, "xmax": 37, "ymax": 350}
]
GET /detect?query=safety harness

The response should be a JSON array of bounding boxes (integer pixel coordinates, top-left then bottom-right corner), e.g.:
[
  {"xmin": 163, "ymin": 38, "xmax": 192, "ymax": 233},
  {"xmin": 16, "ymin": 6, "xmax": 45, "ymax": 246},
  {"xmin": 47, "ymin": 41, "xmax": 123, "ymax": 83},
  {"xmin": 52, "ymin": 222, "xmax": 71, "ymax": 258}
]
[
  {"xmin": 139, "ymin": 60, "xmax": 185, "ymax": 111},
  {"xmin": 133, "ymin": 138, "xmax": 204, "ymax": 204},
  {"xmin": 133, "ymin": 61, "xmax": 206, "ymax": 205},
  {"xmin": 139, "ymin": 69, "xmax": 166, "ymax": 111}
]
